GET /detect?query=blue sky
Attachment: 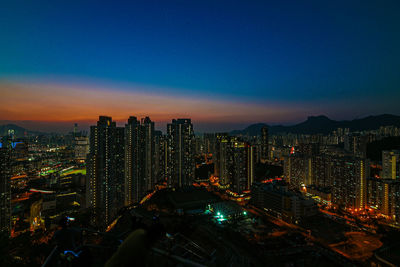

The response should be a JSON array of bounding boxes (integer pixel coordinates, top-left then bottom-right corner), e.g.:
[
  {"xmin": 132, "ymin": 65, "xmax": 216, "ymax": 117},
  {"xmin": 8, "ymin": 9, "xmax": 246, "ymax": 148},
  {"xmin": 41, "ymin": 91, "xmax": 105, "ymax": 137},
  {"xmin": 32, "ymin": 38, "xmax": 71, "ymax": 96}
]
[{"xmin": 1, "ymin": 0, "xmax": 400, "ymax": 132}]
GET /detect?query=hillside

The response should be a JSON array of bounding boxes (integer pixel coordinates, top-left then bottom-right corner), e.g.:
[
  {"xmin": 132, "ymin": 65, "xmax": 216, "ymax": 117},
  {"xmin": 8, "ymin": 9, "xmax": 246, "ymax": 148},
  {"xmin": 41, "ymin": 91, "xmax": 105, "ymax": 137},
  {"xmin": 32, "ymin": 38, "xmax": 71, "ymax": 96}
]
[
  {"xmin": 0, "ymin": 124, "xmax": 43, "ymax": 137},
  {"xmin": 231, "ymin": 114, "xmax": 400, "ymax": 136}
]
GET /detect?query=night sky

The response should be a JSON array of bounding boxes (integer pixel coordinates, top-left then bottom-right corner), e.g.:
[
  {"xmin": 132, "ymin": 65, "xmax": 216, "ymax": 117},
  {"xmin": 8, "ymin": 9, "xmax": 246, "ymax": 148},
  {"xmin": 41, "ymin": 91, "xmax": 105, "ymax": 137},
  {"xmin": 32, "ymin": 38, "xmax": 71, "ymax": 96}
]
[{"xmin": 1, "ymin": 0, "xmax": 400, "ymax": 132}]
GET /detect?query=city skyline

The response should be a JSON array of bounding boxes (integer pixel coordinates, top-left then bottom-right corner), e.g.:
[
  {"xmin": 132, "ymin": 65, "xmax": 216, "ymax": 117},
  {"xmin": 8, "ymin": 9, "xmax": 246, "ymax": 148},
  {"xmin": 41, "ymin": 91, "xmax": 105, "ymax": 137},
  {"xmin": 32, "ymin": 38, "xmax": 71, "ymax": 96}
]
[
  {"xmin": 1, "ymin": 0, "xmax": 400, "ymax": 132},
  {"xmin": 2, "ymin": 110, "xmax": 400, "ymax": 135},
  {"xmin": 2, "ymin": 1, "xmax": 400, "ymax": 265}
]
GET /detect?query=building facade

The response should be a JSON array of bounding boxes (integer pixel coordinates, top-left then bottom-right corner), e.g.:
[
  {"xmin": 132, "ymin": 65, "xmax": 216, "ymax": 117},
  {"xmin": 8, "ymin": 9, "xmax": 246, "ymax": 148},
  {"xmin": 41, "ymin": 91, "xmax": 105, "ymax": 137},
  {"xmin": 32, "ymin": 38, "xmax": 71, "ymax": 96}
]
[
  {"xmin": 284, "ymin": 153, "xmax": 368, "ymax": 210},
  {"xmin": 367, "ymin": 178, "xmax": 400, "ymax": 222},
  {"xmin": 251, "ymin": 181, "xmax": 317, "ymax": 223},
  {"xmin": 74, "ymin": 136, "xmax": 89, "ymax": 163},
  {"xmin": 214, "ymin": 134, "xmax": 254, "ymax": 194},
  {"xmin": 141, "ymin": 117, "xmax": 156, "ymax": 192},
  {"xmin": 0, "ymin": 139, "xmax": 11, "ymax": 235},
  {"xmin": 382, "ymin": 150, "xmax": 400, "ymax": 180},
  {"xmin": 261, "ymin": 126, "xmax": 269, "ymax": 161},
  {"xmin": 87, "ymin": 116, "xmax": 125, "ymax": 227},
  {"xmin": 167, "ymin": 119, "xmax": 195, "ymax": 188}
]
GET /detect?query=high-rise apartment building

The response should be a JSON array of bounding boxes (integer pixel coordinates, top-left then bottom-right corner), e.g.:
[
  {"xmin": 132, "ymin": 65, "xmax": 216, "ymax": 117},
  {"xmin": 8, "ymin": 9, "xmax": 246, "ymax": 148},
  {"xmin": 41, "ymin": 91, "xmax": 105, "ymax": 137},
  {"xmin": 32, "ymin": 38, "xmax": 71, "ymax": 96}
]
[
  {"xmin": 124, "ymin": 116, "xmax": 159, "ymax": 206},
  {"xmin": 297, "ymin": 143, "xmax": 319, "ymax": 156},
  {"xmin": 331, "ymin": 157, "xmax": 368, "ymax": 209},
  {"xmin": 74, "ymin": 135, "xmax": 89, "ymax": 163},
  {"xmin": 231, "ymin": 141, "xmax": 254, "ymax": 194},
  {"xmin": 213, "ymin": 133, "xmax": 230, "ymax": 185},
  {"xmin": 203, "ymin": 133, "xmax": 216, "ymax": 155},
  {"xmin": 261, "ymin": 126, "xmax": 269, "ymax": 161},
  {"xmin": 167, "ymin": 119, "xmax": 195, "ymax": 187},
  {"xmin": 214, "ymin": 134, "xmax": 254, "ymax": 193},
  {"xmin": 124, "ymin": 116, "xmax": 141, "ymax": 205},
  {"xmin": 367, "ymin": 178, "xmax": 400, "ymax": 222},
  {"xmin": 0, "ymin": 138, "xmax": 11, "ymax": 235},
  {"xmin": 284, "ymin": 153, "xmax": 368, "ymax": 210},
  {"xmin": 154, "ymin": 130, "xmax": 166, "ymax": 185},
  {"xmin": 344, "ymin": 134, "xmax": 367, "ymax": 158},
  {"xmin": 87, "ymin": 116, "xmax": 125, "ymax": 227},
  {"xmin": 283, "ymin": 155, "xmax": 312, "ymax": 189},
  {"xmin": 141, "ymin": 117, "xmax": 155, "ymax": 191},
  {"xmin": 311, "ymin": 155, "xmax": 332, "ymax": 188},
  {"xmin": 382, "ymin": 150, "xmax": 400, "ymax": 180}
]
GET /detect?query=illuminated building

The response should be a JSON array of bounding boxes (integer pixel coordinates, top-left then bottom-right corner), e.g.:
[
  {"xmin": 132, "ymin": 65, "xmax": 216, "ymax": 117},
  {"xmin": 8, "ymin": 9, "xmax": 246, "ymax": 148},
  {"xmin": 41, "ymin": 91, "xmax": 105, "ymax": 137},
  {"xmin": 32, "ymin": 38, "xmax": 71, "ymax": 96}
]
[
  {"xmin": 141, "ymin": 117, "xmax": 155, "ymax": 192},
  {"xmin": 125, "ymin": 117, "xmax": 159, "ymax": 205},
  {"xmin": 167, "ymin": 119, "xmax": 195, "ymax": 188},
  {"xmin": 261, "ymin": 126, "xmax": 269, "ymax": 161},
  {"xmin": 203, "ymin": 133, "xmax": 216, "ymax": 154},
  {"xmin": 284, "ymin": 153, "xmax": 368, "ymax": 210},
  {"xmin": 124, "ymin": 116, "xmax": 141, "ymax": 205},
  {"xmin": 232, "ymin": 141, "xmax": 254, "ymax": 194},
  {"xmin": 382, "ymin": 150, "xmax": 400, "ymax": 180},
  {"xmin": 115, "ymin": 126, "xmax": 125, "ymax": 206},
  {"xmin": 12, "ymin": 141, "xmax": 28, "ymax": 161},
  {"xmin": 154, "ymin": 130, "xmax": 166, "ymax": 185},
  {"xmin": 30, "ymin": 199, "xmax": 44, "ymax": 231},
  {"xmin": 344, "ymin": 133, "xmax": 367, "ymax": 158},
  {"xmin": 307, "ymin": 186, "xmax": 332, "ymax": 204},
  {"xmin": 213, "ymin": 133, "xmax": 230, "ymax": 185},
  {"xmin": 379, "ymin": 126, "xmax": 400, "ymax": 137},
  {"xmin": 214, "ymin": 134, "xmax": 254, "ymax": 193},
  {"xmin": 74, "ymin": 136, "xmax": 89, "ymax": 162},
  {"xmin": 311, "ymin": 155, "xmax": 332, "ymax": 188},
  {"xmin": 252, "ymin": 143, "xmax": 261, "ymax": 164},
  {"xmin": 251, "ymin": 181, "xmax": 317, "ymax": 223},
  {"xmin": 0, "ymin": 138, "xmax": 11, "ymax": 235},
  {"xmin": 367, "ymin": 178, "xmax": 400, "ymax": 222},
  {"xmin": 71, "ymin": 123, "xmax": 77, "ymax": 137},
  {"xmin": 283, "ymin": 154, "xmax": 312, "ymax": 189},
  {"xmin": 297, "ymin": 143, "xmax": 319, "ymax": 156},
  {"xmin": 331, "ymin": 157, "xmax": 368, "ymax": 209},
  {"xmin": 87, "ymin": 116, "xmax": 125, "ymax": 227},
  {"xmin": 193, "ymin": 136, "xmax": 202, "ymax": 155}
]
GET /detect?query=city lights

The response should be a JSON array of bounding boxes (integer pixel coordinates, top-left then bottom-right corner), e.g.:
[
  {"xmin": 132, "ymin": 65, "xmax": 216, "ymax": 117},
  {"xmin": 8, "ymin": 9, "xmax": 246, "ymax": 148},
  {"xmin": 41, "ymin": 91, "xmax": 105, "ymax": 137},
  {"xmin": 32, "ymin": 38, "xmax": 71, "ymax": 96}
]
[{"xmin": 1, "ymin": 1, "xmax": 399, "ymax": 265}]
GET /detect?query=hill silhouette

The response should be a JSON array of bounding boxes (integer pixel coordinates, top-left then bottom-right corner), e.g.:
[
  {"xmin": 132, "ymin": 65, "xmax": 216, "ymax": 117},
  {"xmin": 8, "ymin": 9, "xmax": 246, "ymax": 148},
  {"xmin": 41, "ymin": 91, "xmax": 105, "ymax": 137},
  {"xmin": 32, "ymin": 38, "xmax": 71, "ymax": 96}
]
[{"xmin": 231, "ymin": 114, "xmax": 400, "ymax": 135}]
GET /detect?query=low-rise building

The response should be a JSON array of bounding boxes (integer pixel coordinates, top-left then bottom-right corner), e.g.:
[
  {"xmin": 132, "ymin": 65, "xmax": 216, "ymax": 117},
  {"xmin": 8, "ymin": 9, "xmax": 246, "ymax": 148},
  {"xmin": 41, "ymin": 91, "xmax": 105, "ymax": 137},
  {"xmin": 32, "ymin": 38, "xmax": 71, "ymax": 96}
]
[{"xmin": 251, "ymin": 181, "xmax": 318, "ymax": 223}]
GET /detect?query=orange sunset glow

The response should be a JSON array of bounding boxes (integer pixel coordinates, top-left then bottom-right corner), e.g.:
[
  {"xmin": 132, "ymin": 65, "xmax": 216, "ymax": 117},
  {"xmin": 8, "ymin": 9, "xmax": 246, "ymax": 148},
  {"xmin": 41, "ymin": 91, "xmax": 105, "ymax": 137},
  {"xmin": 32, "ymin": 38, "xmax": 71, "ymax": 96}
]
[{"xmin": 0, "ymin": 80, "xmax": 311, "ymax": 131}]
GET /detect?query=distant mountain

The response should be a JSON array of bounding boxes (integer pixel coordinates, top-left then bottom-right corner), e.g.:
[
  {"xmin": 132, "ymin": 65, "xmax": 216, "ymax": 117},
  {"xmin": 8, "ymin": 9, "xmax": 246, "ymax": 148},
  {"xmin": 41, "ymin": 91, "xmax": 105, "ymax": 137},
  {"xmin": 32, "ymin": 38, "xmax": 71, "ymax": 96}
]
[
  {"xmin": 231, "ymin": 114, "xmax": 400, "ymax": 136},
  {"xmin": 231, "ymin": 123, "xmax": 268, "ymax": 136},
  {"xmin": 0, "ymin": 124, "xmax": 43, "ymax": 137}
]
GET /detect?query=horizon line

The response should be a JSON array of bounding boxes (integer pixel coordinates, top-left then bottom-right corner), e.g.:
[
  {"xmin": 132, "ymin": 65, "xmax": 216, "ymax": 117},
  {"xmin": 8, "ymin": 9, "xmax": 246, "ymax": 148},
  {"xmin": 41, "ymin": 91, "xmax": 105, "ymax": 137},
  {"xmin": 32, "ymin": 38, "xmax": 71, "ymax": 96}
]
[{"xmin": 1, "ymin": 113, "xmax": 399, "ymax": 134}]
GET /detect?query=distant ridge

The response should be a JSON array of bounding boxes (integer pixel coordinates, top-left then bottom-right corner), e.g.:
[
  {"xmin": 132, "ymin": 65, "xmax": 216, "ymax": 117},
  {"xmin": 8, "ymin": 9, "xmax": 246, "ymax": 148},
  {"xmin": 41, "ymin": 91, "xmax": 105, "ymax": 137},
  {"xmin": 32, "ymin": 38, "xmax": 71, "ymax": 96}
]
[
  {"xmin": 2, "ymin": 114, "xmax": 400, "ymax": 137},
  {"xmin": 0, "ymin": 124, "xmax": 43, "ymax": 137},
  {"xmin": 231, "ymin": 114, "xmax": 400, "ymax": 136}
]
